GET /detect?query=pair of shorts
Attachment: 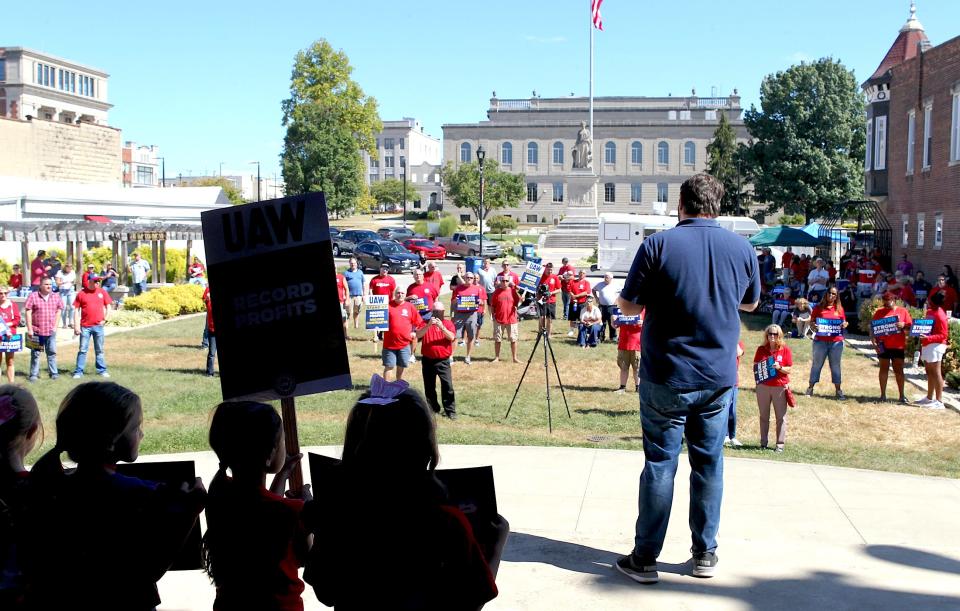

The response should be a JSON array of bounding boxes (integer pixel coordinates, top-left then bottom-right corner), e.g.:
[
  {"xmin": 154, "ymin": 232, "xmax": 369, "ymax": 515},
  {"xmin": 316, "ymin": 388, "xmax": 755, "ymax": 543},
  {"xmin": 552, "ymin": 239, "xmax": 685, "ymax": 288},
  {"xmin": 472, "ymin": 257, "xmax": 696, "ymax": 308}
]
[
  {"xmin": 382, "ymin": 345, "xmax": 412, "ymax": 368},
  {"xmin": 543, "ymin": 302, "xmax": 556, "ymax": 319},
  {"xmin": 494, "ymin": 321, "xmax": 519, "ymax": 342},
  {"xmin": 877, "ymin": 349, "xmax": 905, "ymax": 360},
  {"xmin": 340, "ymin": 304, "xmax": 347, "ymax": 321},
  {"xmin": 350, "ymin": 296, "xmax": 363, "ymax": 314},
  {"xmin": 617, "ymin": 349, "xmax": 640, "ymax": 371},
  {"xmin": 921, "ymin": 342, "xmax": 947, "ymax": 363},
  {"xmin": 568, "ymin": 301, "xmax": 584, "ymax": 320},
  {"xmin": 454, "ymin": 312, "xmax": 478, "ymax": 340}
]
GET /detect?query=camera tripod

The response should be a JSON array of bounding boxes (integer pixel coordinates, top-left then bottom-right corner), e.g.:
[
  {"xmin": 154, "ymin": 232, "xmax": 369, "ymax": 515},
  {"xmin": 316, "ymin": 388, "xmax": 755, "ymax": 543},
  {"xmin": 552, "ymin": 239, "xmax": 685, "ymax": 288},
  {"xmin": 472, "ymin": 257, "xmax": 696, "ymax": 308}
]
[{"xmin": 504, "ymin": 309, "xmax": 571, "ymax": 433}]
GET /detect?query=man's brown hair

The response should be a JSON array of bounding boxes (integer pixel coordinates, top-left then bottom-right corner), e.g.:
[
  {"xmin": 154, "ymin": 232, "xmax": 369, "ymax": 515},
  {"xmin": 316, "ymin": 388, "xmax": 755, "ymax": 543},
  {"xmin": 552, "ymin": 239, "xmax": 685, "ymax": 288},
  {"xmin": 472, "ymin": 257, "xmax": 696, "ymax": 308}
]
[{"xmin": 679, "ymin": 173, "xmax": 724, "ymax": 218}]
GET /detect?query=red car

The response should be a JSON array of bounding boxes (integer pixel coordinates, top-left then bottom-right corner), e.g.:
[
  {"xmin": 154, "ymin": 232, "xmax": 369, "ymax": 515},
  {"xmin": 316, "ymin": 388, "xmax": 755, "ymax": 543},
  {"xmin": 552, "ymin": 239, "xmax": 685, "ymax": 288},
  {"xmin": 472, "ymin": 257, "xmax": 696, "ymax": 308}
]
[{"xmin": 402, "ymin": 238, "xmax": 447, "ymax": 261}]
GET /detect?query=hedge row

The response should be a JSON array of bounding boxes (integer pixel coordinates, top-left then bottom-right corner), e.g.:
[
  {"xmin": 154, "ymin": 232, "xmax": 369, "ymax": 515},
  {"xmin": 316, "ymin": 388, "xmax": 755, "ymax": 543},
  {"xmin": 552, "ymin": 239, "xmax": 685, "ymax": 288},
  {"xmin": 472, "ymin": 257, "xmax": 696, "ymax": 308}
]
[{"xmin": 123, "ymin": 284, "xmax": 205, "ymax": 318}]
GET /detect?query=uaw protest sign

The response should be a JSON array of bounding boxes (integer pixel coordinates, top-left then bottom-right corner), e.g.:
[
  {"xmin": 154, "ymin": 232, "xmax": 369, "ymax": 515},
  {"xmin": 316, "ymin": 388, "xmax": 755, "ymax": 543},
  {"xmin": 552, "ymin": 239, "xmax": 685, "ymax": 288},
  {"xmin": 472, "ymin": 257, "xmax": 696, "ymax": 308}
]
[{"xmin": 201, "ymin": 192, "xmax": 351, "ymax": 401}]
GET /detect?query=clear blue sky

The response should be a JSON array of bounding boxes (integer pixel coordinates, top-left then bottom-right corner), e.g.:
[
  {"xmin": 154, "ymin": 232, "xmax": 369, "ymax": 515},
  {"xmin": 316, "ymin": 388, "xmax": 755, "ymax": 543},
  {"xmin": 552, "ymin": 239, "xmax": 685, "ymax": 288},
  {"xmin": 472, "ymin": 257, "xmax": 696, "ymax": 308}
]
[{"xmin": 7, "ymin": 1, "xmax": 959, "ymax": 180}]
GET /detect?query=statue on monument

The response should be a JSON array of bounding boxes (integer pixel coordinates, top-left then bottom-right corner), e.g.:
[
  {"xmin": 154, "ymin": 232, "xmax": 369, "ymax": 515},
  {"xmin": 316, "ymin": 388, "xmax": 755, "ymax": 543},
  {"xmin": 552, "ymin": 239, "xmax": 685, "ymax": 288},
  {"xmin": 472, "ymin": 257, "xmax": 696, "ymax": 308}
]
[{"xmin": 572, "ymin": 120, "xmax": 592, "ymax": 170}]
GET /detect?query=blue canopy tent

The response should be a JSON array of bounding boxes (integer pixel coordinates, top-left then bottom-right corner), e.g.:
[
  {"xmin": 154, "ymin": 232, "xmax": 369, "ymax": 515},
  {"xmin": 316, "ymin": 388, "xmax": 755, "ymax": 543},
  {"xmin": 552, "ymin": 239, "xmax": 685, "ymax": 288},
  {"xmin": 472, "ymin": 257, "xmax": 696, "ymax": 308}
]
[
  {"xmin": 748, "ymin": 226, "xmax": 824, "ymax": 247},
  {"xmin": 803, "ymin": 222, "xmax": 849, "ymax": 244}
]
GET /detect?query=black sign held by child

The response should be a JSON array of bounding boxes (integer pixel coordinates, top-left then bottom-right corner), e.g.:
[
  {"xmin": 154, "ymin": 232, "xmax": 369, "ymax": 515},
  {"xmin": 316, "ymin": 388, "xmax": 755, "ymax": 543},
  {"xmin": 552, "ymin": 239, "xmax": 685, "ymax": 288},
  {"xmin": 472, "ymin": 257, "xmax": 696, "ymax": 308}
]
[{"xmin": 202, "ymin": 192, "xmax": 351, "ymax": 401}]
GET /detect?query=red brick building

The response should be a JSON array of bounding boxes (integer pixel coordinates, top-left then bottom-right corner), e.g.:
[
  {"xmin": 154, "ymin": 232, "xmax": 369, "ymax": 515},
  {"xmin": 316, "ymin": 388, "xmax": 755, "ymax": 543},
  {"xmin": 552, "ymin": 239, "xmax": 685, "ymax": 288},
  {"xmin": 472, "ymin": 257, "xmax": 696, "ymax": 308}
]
[{"xmin": 865, "ymin": 4, "xmax": 960, "ymax": 278}]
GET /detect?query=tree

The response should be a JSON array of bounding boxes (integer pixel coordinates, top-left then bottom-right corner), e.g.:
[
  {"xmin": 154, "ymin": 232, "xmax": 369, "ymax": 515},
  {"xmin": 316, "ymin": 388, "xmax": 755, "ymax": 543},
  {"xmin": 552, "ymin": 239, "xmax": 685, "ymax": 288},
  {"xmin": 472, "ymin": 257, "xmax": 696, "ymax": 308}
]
[
  {"xmin": 487, "ymin": 215, "xmax": 518, "ymax": 238},
  {"xmin": 281, "ymin": 39, "xmax": 382, "ymax": 216},
  {"xmin": 706, "ymin": 112, "xmax": 751, "ymax": 215},
  {"xmin": 369, "ymin": 178, "xmax": 411, "ymax": 209},
  {"xmin": 192, "ymin": 177, "xmax": 245, "ymax": 205},
  {"xmin": 355, "ymin": 185, "xmax": 377, "ymax": 216},
  {"xmin": 743, "ymin": 58, "xmax": 866, "ymax": 223},
  {"xmin": 440, "ymin": 160, "xmax": 525, "ymax": 222},
  {"xmin": 281, "ymin": 105, "xmax": 364, "ymax": 218}
]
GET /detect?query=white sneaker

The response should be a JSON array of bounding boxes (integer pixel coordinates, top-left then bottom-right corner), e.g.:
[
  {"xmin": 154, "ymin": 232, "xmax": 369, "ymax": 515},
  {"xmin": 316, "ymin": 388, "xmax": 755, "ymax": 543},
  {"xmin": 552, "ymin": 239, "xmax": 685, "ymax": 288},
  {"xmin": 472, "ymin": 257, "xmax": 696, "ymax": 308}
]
[
  {"xmin": 927, "ymin": 400, "xmax": 945, "ymax": 410},
  {"xmin": 567, "ymin": 330, "xmax": 575, "ymax": 337},
  {"xmin": 458, "ymin": 340, "xmax": 465, "ymax": 346},
  {"xmin": 729, "ymin": 438, "xmax": 744, "ymax": 448},
  {"xmin": 464, "ymin": 356, "xmax": 471, "ymax": 365},
  {"xmin": 475, "ymin": 339, "xmax": 481, "ymax": 346},
  {"xmin": 914, "ymin": 397, "xmax": 933, "ymax": 405},
  {"xmin": 723, "ymin": 436, "xmax": 731, "ymax": 445},
  {"xmin": 409, "ymin": 355, "xmax": 416, "ymax": 364}
]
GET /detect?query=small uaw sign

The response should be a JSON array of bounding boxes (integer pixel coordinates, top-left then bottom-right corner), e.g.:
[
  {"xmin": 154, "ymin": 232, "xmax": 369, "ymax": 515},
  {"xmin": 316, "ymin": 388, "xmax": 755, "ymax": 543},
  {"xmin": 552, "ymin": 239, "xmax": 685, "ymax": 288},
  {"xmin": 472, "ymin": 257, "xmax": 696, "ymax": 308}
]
[{"xmin": 202, "ymin": 192, "xmax": 351, "ymax": 490}]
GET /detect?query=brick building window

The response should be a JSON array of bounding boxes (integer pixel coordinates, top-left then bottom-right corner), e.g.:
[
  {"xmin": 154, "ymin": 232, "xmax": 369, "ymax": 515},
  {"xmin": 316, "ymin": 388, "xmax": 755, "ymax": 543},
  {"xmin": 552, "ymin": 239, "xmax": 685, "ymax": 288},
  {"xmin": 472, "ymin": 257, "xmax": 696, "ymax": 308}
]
[
  {"xmin": 922, "ymin": 103, "xmax": 933, "ymax": 169},
  {"xmin": 873, "ymin": 116, "xmax": 886, "ymax": 171},
  {"xmin": 951, "ymin": 89, "xmax": 960, "ymax": 162},
  {"xmin": 935, "ymin": 213, "xmax": 943, "ymax": 249},
  {"xmin": 865, "ymin": 120, "xmax": 872, "ymax": 170},
  {"xmin": 906, "ymin": 110, "xmax": 916, "ymax": 174},
  {"xmin": 902, "ymin": 214, "xmax": 909, "ymax": 247},
  {"xmin": 917, "ymin": 214, "xmax": 925, "ymax": 248}
]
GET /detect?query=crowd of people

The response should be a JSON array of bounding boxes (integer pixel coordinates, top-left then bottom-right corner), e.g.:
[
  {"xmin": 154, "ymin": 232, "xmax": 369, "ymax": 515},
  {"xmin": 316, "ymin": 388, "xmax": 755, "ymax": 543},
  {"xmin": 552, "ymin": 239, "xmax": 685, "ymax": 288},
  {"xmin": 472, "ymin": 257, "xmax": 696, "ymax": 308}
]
[{"xmin": 0, "ymin": 377, "xmax": 509, "ymax": 610}]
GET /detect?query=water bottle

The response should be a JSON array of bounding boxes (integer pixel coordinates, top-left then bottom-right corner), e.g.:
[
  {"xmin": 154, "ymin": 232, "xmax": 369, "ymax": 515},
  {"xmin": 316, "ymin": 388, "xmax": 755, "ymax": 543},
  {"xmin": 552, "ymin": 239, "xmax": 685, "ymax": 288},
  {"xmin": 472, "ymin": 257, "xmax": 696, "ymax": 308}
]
[{"xmin": 913, "ymin": 350, "xmax": 921, "ymax": 368}]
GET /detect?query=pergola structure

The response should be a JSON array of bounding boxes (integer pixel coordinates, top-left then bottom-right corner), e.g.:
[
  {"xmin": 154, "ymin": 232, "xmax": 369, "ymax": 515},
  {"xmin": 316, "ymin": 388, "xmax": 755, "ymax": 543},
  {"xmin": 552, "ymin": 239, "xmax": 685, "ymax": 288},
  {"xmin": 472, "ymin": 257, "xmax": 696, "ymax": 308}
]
[
  {"xmin": 0, "ymin": 219, "xmax": 206, "ymax": 286},
  {"xmin": 818, "ymin": 199, "xmax": 892, "ymax": 270}
]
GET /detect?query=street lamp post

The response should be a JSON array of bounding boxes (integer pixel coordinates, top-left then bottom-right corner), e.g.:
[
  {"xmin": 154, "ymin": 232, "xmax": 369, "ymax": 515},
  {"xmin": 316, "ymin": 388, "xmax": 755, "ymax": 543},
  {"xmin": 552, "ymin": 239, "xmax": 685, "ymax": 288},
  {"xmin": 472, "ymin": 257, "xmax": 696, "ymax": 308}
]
[
  {"xmin": 401, "ymin": 158, "xmax": 407, "ymax": 229},
  {"xmin": 249, "ymin": 161, "xmax": 261, "ymax": 201},
  {"xmin": 476, "ymin": 145, "xmax": 486, "ymax": 260}
]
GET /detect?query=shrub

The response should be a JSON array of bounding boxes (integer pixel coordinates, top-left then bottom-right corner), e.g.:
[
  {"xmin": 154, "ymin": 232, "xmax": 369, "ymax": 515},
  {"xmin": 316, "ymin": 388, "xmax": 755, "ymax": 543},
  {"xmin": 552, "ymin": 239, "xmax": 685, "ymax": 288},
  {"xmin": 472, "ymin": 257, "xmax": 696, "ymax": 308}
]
[
  {"xmin": 946, "ymin": 370, "xmax": 960, "ymax": 390},
  {"xmin": 487, "ymin": 215, "xmax": 518, "ymax": 237},
  {"xmin": 438, "ymin": 215, "xmax": 459, "ymax": 237},
  {"xmin": 82, "ymin": 246, "xmax": 114, "ymax": 272},
  {"xmin": 106, "ymin": 310, "xmax": 164, "ymax": 327},
  {"xmin": 413, "ymin": 220, "xmax": 429, "ymax": 236},
  {"xmin": 123, "ymin": 284, "xmax": 204, "ymax": 318},
  {"xmin": 0, "ymin": 260, "xmax": 13, "ymax": 287},
  {"xmin": 859, "ymin": 297, "xmax": 960, "ymax": 379}
]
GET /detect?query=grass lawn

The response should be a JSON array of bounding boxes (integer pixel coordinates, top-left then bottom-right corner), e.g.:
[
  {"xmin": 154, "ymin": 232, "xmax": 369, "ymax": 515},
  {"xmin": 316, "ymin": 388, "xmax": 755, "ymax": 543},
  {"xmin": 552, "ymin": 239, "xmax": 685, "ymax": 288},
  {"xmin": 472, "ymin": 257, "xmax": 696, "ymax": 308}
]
[{"xmin": 22, "ymin": 313, "xmax": 960, "ymax": 478}]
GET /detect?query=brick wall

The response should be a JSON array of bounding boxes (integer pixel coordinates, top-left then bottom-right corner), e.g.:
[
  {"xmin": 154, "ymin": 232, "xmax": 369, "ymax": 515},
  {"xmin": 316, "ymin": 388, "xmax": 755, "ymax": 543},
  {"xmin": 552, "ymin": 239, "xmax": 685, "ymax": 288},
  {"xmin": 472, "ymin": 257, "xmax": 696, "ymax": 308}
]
[
  {"xmin": 887, "ymin": 35, "xmax": 960, "ymax": 279},
  {"xmin": 0, "ymin": 117, "xmax": 121, "ymax": 184}
]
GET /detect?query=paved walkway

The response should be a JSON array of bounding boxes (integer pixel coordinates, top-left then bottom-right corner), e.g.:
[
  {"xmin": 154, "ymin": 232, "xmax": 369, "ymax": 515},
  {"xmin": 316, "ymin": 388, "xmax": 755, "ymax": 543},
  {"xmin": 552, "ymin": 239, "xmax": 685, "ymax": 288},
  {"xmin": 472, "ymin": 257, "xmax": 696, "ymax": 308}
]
[{"xmin": 154, "ymin": 445, "xmax": 960, "ymax": 610}]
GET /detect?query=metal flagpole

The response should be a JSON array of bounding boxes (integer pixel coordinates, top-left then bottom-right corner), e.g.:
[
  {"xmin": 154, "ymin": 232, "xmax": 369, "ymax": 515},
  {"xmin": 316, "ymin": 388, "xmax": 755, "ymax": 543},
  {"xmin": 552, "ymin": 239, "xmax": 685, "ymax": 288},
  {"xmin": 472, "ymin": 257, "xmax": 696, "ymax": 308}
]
[{"xmin": 589, "ymin": 1, "xmax": 594, "ymax": 157}]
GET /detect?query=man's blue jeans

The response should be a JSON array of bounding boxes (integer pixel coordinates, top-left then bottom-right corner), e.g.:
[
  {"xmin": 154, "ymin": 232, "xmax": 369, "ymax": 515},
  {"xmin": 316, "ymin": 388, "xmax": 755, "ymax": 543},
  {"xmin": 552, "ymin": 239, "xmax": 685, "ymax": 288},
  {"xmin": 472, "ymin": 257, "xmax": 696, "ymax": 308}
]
[
  {"xmin": 577, "ymin": 323, "xmax": 601, "ymax": 347},
  {"xmin": 132, "ymin": 281, "xmax": 146, "ymax": 296},
  {"xmin": 809, "ymin": 340, "xmax": 843, "ymax": 385},
  {"xmin": 29, "ymin": 335, "xmax": 58, "ymax": 379},
  {"xmin": 727, "ymin": 386, "xmax": 739, "ymax": 439},
  {"xmin": 74, "ymin": 325, "xmax": 107, "ymax": 375},
  {"xmin": 633, "ymin": 380, "xmax": 731, "ymax": 559}
]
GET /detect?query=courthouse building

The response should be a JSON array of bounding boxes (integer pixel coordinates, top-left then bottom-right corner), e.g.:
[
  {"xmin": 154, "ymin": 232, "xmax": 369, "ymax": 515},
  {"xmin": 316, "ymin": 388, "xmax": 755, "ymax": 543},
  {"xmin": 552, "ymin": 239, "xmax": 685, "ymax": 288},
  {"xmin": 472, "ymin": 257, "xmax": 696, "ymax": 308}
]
[
  {"xmin": 864, "ymin": 4, "xmax": 960, "ymax": 275},
  {"xmin": 441, "ymin": 93, "xmax": 749, "ymax": 225},
  {"xmin": 363, "ymin": 117, "xmax": 443, "ymax": 211}
]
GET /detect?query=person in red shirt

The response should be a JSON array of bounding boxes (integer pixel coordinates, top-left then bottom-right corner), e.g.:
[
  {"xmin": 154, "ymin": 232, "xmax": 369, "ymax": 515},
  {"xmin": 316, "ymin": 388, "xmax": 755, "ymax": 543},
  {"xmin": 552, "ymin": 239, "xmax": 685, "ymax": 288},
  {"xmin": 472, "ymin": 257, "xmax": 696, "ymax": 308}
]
[
  {"xmin": 406, "ymin": 269, "xmax": 438, "ymax": 322},
  {"xmin": 566, "ymin": 270, "xmax": 591, "ymax": 338},
  {"xmin": 423, "ymin": 260, "xmax": 444, "ymax": 292},
  {"xmin": 870, "ymin": 291, "xmax": 912, "ymax": 403},
  {"xmin": 496, "ymin": 261, "xmax": 520, "ymax": 287},
  {"xmin": 614, "ymin": 308, "xmax": 644, "ymax": 393},
  {"xmin": 30, "ymin": 251, "xmax": 46, "ymax": 289},
  {"xmin": 755, "ymin": 324, "xmax": 793, "ymax": 452},
  {"xmin": 558, "ymin": 258, "xmax": 575, "ymax": 319},
  {"xmin": 416, "ymin": 302, "xmax": 457, "ymax": 419},
  {"xmin": 203, "ymin": 286, "xmax": 217, "ymax": 377},
  {"xmin": 9, "ymin": 265, "xmax": 23, "ymax": 295},
  {"xmin": 367, "ymin": 264, "xmax": 396, "ymax": 298},
  {"xmin": 539, "ymin": 262, "xmax": 563, "ymax": 336},
  {"xmin": 451, "ymin": 273, "xmax": 485, "ymax": 364},
  {"xmin": 780, "ymin": 248, "xmax": 793, "ymax": 270},
  {"xmin": 807, "ymin": 288, "xmax": 848, "ymax": 399},
  {"xmin": 928, "ymin": 274, "xmax": 958, "ymax": 314},
  {"xmin": 826, "ymin": 260, "xmax": 837, "ymax": 282},
  {"xmin": 336, "ymin": 271, "xmax": 349, "ymax": 339},
  {"xmin": 490, "ymin": 275, "xmax": 521, "ymax": 363},
  {"xmin": 856, "ymin": 257, "xmax": 883, "ymax": 298},
  {"xmin": 80, "ymin": 263, "xmax": 96, "ymax": 291},
  {"xmin": 917, "ymin": 291, "xmax": 950, "ymax": 409},
  {"xmin": 0, "ymin": 285, "xmax": 22, "ymax": 383},
  {"xmin": 382, "ymin": 287, "xmax": 423, "ymax": 381},
  {"xmin": 71, "ymin": 274, "xmax": 113, "ymax": 378}
]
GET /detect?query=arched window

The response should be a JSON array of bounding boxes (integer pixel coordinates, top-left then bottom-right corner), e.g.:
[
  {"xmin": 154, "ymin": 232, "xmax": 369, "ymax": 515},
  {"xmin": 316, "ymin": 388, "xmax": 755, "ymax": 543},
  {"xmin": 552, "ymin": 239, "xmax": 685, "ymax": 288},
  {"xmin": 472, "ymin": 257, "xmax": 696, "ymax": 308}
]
[
  {"xmin": 501, "ymin": 142, "xmax": 512, "ymax": 165},
  {"xmin": 657, "ymin": 141, "xmax": 669, "ymax": 165},
  {"xmin": 631, "ymin": 141, "xmax": 642, "ymax": 165},
  {"xmin": 527, "ymin": 142, "xmax": 539, "ymax": 165},
  {"xmin": 604, "ymin": 141, "xmax": 616, "ymax": 164},
  {"xmin": 460, "ymin": 142, "xmax": 472, "ymax": 163},
  {"xmin": 684, "ymin": 141, "xmax": 696, "ymax": 165},
  {"xmin": 552, "ymin": 141, "xmax": 564, "ymax": 164}
]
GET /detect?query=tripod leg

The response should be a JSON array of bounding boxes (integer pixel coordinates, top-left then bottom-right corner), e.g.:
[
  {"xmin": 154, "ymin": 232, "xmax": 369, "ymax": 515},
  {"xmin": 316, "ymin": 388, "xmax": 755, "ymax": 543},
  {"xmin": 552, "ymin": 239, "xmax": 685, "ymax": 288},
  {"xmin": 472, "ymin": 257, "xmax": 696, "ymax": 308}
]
[
  {"xmin": 544, "ymin": 330, "xmax": 552, "ymax": 434},
  {"xmin": 504, "ymin": 329, "xmax": 543, "ymax": 420},
  {"xmin": 545, "ymin": 335, "xmax": 573, "ymax": 418}
]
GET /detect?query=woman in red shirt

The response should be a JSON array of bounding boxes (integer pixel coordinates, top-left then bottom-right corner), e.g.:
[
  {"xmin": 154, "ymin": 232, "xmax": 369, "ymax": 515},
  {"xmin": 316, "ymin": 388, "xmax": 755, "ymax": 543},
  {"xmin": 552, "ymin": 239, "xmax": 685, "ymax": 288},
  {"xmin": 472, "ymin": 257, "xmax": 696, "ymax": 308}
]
[
  {"xmin": 0, "ymin": 286, "xmax": 22, "ymax": 383},
  {"xmin": 807, "ymin": 288, "xmax": 848, "ymax": 399},
  {"xmin": 917, "ymin": 291, "xmax": 950, "ymax": 409},
  {"xmin": 870, "ymin": 291, "xmax": 912, "ymax": 404},
  {"xmin": 755, "ymin": 324, "xmax": 793, "ymax": 452}
]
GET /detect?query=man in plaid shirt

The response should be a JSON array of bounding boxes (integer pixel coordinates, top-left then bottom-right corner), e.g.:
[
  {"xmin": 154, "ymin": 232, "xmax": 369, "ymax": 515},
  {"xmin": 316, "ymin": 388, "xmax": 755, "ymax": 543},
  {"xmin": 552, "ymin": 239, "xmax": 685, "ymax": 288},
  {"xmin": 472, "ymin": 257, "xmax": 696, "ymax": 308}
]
[{"xmin": 24, "ymin": 277, "xmax": 64, "ymax": 381}]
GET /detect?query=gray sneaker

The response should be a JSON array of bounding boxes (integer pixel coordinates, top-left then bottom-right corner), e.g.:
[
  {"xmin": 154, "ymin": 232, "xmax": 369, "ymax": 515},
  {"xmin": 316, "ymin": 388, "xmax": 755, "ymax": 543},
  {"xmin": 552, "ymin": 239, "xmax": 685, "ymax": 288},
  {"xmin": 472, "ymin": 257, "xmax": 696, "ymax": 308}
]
[
  {"xmin": 615, "ymin": 554, "xmax": 659, "ymax": 584},
  {"xmin": 691, "ymin": 551, "xmax": 718, "ymax": 578}
]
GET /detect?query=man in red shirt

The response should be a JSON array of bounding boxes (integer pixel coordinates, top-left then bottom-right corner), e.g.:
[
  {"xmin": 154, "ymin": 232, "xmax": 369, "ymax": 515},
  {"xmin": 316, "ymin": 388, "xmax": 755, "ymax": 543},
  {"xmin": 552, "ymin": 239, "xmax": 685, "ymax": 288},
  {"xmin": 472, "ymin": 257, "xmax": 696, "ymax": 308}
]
[
  {"xmin": 336, "ymin": 270, "xmax": 349, "ymax": 339},
  {"xmin": 567, "ymin": 270, "xmax": 591, "ymax": 338},
  {"xmin": 367, "ymin": 264, "xmax": 396, "ymax": 298},
  {"xmin": 382, "ymin": 287, "xmax": 423, "ymax": 381},
  {"xmin": 539, "ymin": 262, "xmax": 563, "ymax": 335},
  {"xmin": 406, "ymin": 269, "xmax": 438, "ymax": 322},
  {"xmin": 615, "ymin": 309, "xmax": 644, "ymax": 392},
  {"xmin": 558, "ymin": 257, "xmax": 575, "ymax": 319},
  {"xmin": 451, "ymin": 272, "xmax": 485, "ymax": 364},
  {"xmin": 423, "ymin": 260, "xmax": 444, "ymax": 291},
  {"xmin": 780, "ymin": 247, "xmax": 793, "ymax": 270},
  {"xmin": 929, "ymin": 275, "xmax": 958, "ymax": 314},
  {"xmin": 72, "ymin": 274, "xmax": 114, "ymax": 378},
  {"xmin": 203, "ymin": 286, "xmax": 217, "ymax": 376},
  {"xmin": 856, "ymin": 256, "xmax": 882, "ymax": 298},
  {"xmin": 416, "ymin": 302, "xmax": 457, "ymax": 419},
  {"xmin": 496, "ymin": 261, "xmax": 520, "ymax": 287},
  {"xmin": 491, "ymin": 275, "xmax": 521, "ymax": 363}
]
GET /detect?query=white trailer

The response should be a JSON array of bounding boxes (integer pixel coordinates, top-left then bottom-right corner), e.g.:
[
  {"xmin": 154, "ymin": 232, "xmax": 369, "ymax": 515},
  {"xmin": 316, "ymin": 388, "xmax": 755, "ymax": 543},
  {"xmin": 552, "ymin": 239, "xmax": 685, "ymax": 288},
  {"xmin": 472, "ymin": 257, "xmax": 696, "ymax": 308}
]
[{"xmin": 597, "ymin": 213, "xmax": 761, "ymax": 274}]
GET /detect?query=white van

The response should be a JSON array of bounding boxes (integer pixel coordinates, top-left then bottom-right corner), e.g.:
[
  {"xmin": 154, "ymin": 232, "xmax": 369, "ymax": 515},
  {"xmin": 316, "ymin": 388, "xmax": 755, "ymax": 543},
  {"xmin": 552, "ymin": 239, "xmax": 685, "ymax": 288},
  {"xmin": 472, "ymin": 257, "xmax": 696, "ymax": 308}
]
[{"xmin": 597, "ymin": 213, "xmax": 761, "ymax": 273}]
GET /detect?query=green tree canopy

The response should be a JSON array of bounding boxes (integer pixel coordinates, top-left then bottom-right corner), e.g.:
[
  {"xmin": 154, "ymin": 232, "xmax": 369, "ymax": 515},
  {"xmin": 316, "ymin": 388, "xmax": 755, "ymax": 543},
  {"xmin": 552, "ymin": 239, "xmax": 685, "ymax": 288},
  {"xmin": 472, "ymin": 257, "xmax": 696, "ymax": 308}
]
[
  {"xmin": 487, "ymin": 215, "xmax": 518, "ymax": 237},
  {"xmin": 440, "ymin": 160, "xmax": 525, "ymax": 221},
  {"xmin": 743, "ymin": 58, "xmax": 866, "ymax": 223},
  {"xmin": 369, "ymin": 178, "xmax": 414, "ymax": 207},
  {"xmin": 706, "ymin": 111, "xmax": 751, "ymax": 215},
  {"xmin": 192, "ymin": 177, "xmax": 245, "ymax": 205}
]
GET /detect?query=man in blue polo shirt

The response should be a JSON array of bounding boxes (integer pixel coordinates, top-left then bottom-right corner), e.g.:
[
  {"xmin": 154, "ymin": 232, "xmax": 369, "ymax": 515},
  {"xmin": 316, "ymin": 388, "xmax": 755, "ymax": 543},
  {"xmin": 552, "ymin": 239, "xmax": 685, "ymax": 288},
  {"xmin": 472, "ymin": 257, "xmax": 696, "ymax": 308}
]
[
  {"xmin": 342, "ymin": 256, "xmax": 366, "ymax": 331},
  {"xmin": 614, "ymin": 174, "xmax": 759, "ymax": 584}
]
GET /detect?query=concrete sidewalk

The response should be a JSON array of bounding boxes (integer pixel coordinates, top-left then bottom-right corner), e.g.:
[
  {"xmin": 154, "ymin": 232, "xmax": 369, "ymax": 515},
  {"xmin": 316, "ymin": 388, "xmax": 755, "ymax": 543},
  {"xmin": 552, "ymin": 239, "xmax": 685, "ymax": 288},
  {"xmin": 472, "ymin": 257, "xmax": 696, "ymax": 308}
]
[{"xmin": 155, "ymin": 445, "xmax": 960, "ymax": 610}]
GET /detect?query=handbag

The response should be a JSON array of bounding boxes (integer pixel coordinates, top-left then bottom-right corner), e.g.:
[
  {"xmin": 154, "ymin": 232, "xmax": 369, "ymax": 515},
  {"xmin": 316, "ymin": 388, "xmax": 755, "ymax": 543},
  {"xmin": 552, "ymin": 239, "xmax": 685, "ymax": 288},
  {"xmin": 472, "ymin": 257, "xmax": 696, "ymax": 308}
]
[{"xmin": 785, "ymin": 386, "xmax": 797, "ymax": 408}]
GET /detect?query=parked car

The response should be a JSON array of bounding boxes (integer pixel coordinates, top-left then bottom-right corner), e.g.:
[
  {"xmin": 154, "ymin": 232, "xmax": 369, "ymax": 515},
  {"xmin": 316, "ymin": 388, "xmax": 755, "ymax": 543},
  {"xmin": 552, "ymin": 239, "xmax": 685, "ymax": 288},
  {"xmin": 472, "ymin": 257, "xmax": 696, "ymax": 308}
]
[
  {"xmin": 435, "ymin": 232, "xmax": 503, "ymax": 258},
  {"xmin": 378, "ymin": 226, "xmax": 416, "ymax": 241},
  {"xmin": 402, "ymin": 239, "xmax": 447, "ymax": 262},
  {"xmin": 329, "ymin": 226, "xmax": 342, "ymax": 238},
  {"xmin": 354, "ymin": 240, "xmax": 421, "ymax": 273},
  {"xmin": 333, "ymin": 229, "xmax": 378, "ymax": 256}
]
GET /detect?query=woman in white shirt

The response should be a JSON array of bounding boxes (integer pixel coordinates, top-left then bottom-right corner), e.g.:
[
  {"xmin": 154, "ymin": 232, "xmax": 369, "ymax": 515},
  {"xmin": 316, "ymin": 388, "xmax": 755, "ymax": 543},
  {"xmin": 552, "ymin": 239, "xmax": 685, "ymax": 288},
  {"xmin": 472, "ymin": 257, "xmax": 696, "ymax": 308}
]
[
  {"xmin": 577, "ymin": 296, "xmax": 603, "ymax": 348},
  {"xmin": 55, "ymin": 263, "xmax": 77, "ymax": 328}
]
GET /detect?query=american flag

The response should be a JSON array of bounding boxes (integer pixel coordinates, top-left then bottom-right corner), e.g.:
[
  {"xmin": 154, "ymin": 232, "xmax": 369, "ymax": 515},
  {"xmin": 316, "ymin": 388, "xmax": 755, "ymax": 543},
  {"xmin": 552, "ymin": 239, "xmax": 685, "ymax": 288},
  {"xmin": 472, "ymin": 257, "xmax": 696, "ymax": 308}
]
[{"xmin": 592, "ymin": 0, "xmax": 604, "ymax": 31}]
